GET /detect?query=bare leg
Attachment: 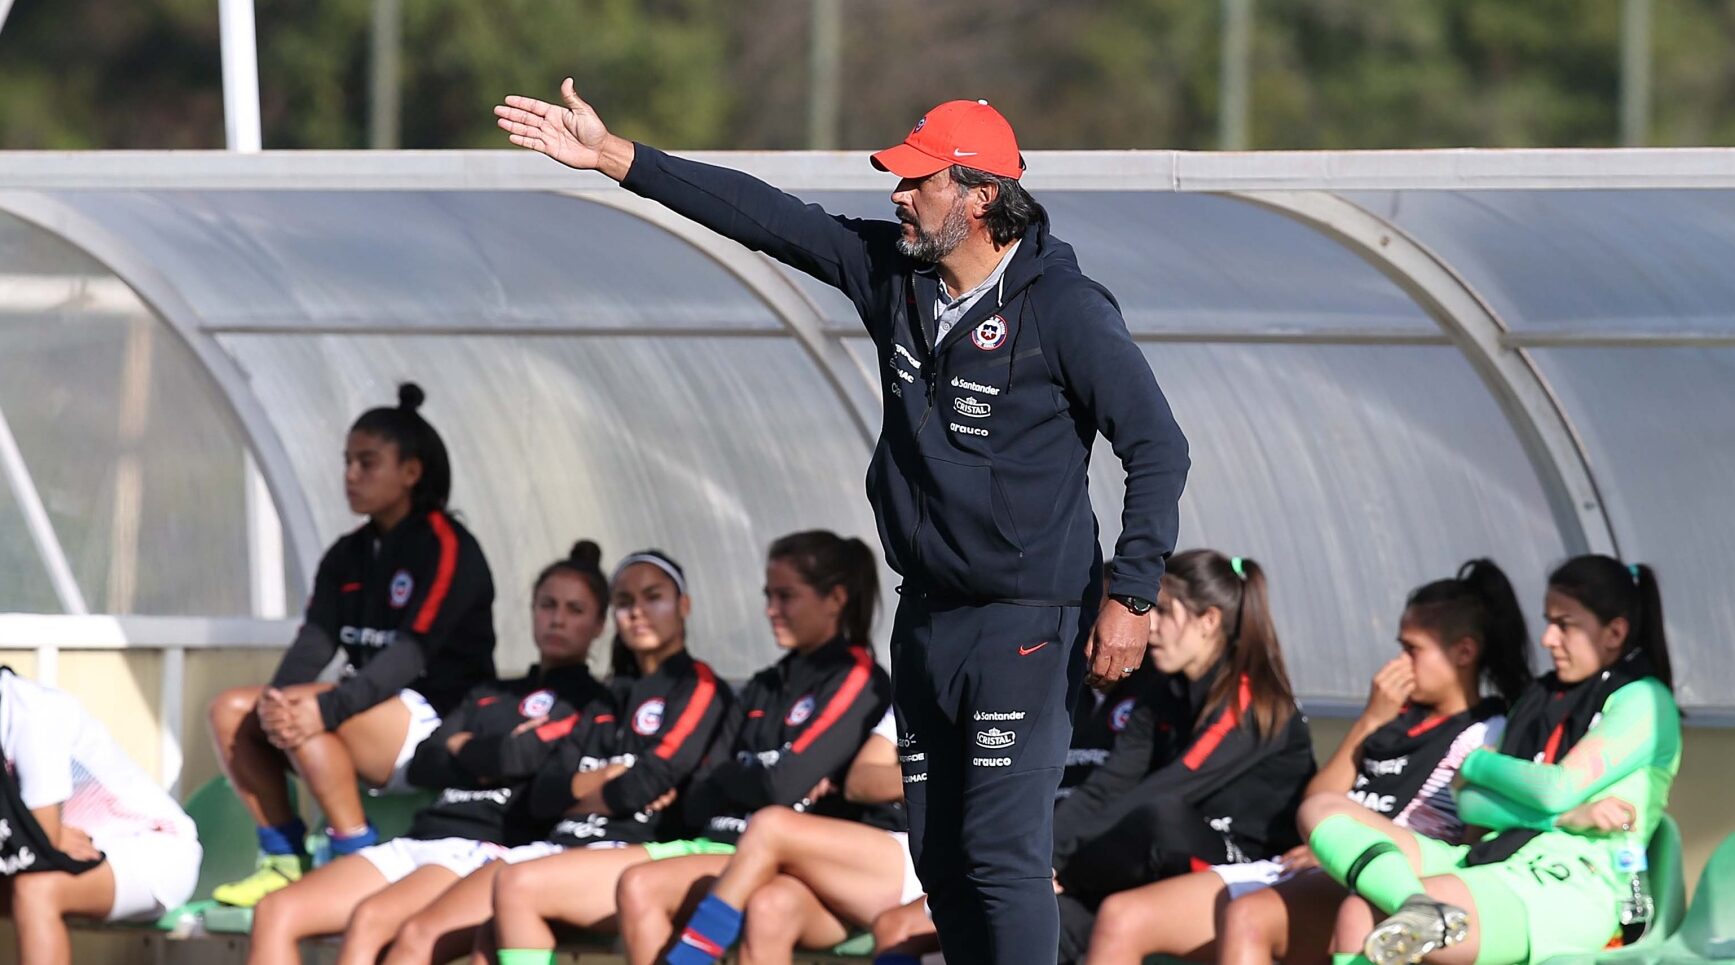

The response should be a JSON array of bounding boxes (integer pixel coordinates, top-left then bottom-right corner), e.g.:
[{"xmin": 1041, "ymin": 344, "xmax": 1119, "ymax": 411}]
[
  {"xmin": 381, "ymin": 861, "xmax": 504, "ymax": 965},
  {"xmin": 10, "ymin": 861, "xmax": 116, "ymax": 965},
  {"xmin": 1218, "ymin": 872, "xmax": 1345, "ymax": 965},
  {"xmin": 1087, "ymin": 869, "xmax": 1229, "ymax": 965},
  {"xmin": 871, "ymin": 898, "xmax": 938, "ymax": 958},
  {"xmin": 248, "ymin": 854, "xmax": 389, "ymax": 965},
  {"xmin": 285, "ymin": 686, "xmax": 410, "ymax": 834},
  {"xmin": 208, "ymin": 685, "xmax": 295, "ymax": 828},
  {"xmin": 617, "ymin": 856, "xmax": 729, "ymax": 965},
  {"xmin": 335, "ymin": 866, "xmax": 460, "ymax": 965},
  {"xmin": 492, "ymin": 845, "xmax": 652, "ymax": 951},
  {"xmin": 709, "ymin": 808, "xmax": 905, "ymax": 927},
  {"xmin": 738, "ymin": 875, "xmax": 852, "ymax": 965}
]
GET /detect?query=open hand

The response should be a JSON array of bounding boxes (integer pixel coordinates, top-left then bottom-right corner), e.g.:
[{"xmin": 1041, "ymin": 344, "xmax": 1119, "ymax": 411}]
[
  {"xmin": 57, "ymin": 825, "xmax": 101, "ymax": 862},
  {"xmin": 495, "ymin": 78, "xmax": 631, "ymax": 177}
]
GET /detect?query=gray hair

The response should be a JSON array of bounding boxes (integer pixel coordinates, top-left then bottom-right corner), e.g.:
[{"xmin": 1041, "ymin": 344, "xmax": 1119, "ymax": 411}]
[{"xmin": 949, "ymin": 164, "xmax": 1039, "ymax": 246}]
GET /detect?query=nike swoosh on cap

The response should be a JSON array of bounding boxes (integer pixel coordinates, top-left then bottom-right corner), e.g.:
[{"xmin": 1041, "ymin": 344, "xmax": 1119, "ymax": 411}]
[{"xmin": 953, "ymin": 149, "xmax": 978, "ymax": 157}]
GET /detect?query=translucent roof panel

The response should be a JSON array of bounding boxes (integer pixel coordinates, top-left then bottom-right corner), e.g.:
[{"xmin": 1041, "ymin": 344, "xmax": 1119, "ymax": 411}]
[
  {"xmin": 1086, "ymin": 342, "xmax": 1567, "ymax": 704},
  {"xmin": 1526, "ymin": 348, "xmax": 1735, "ymax": 711},
  {"xmin": 0, "ymin": 211, "xmax": 254, "ymax": 615},
  {"xmin": 0, "ymin": 460, "xmax": 59, "ymax": 612},
  {"xmin": 47, "ymin": 192, "xmax": 781, "ymax": 331},
  {"xmin": 1349, "ymin": 190, "xmax": 1735, "ymax": 333},
  {"xmin": 782, "ymin": 192, "xmax": 1435, "ymax": 336},
  {"xmin": 217, "ymin": 332, "xmax": 884, "ymax": 678}
]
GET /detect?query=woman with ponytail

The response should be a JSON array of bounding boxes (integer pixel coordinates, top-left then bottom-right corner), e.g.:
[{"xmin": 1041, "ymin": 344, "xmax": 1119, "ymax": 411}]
[
  {"xmin": 1087, "ymin": 559, "xmax": 1531, "ymax": 965},
  {"xmin": 1046, "ymin": 550, "xmax": 1314, "ymax": 964},
  {"xmin": 247, "ymin": 542, "xmax": 610, "ymax": 965},
  {"xmin": 1308, "ymin": 556, "xmax": 1680, "ymax": 965},
  {"xmin": 564, "ymin": 531, "xmax": 897, "ymax": 965},
  {"xmin": 207, "ymin": 383, "xmax": 498, "ymax": 909}
]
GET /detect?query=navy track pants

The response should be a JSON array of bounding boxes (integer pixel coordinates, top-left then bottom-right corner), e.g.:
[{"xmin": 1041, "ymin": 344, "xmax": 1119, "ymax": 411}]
[{"xmin": 891, "ymin": 593, "xmax": 1088, "ymax": 965}]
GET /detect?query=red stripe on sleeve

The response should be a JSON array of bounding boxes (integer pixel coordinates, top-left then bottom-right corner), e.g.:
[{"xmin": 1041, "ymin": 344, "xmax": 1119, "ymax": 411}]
[
  {"xmin": 536, "ymin": 715, "xmax": 579, "ymax": 742},
  {"xmin": 654, "ymin": 662, "xmax": 719, "ymax": 760},
  {"xmin": 412, "ymin": 511, "xmax": 460, "ymax": 635},
  {"xmin": 791, "ymin": 647, "xmax": 873, "ymax": 755},
  {"xmin": 1182, "ymin": 674, "xmax": 1253, "ymax": 770},
  {"xmin": 594, "ymin": 714, "xmax": 616, "ymax": 724},
  {"xmin": 1188, "ymin": 856, "xmax": 1213, "ymax": 874}
]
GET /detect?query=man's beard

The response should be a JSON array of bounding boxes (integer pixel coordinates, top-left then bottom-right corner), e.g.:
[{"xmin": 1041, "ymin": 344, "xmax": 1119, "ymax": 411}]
[{"xmin": 896, "ymin": 197, "xmax": 970, "ymax": 262}]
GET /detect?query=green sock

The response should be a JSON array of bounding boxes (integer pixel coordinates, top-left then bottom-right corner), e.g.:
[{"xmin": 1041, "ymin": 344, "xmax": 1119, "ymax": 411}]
[
  {"xmin": 1310, "ymin": 814, "xmax": 1424, "ymax": 915},
  {"xmin": 1333, "ymin": 954, "xmax": 1375, "ymax": 965},
  {"xmin": 497, "ymin": 950, "xmax": 557, "ymax": 965}
]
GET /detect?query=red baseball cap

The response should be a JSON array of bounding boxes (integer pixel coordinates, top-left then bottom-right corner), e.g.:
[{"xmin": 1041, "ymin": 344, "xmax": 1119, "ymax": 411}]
[{"xmin": 871, "ymin": 99, "xmax": 1025, "ymax": 181}]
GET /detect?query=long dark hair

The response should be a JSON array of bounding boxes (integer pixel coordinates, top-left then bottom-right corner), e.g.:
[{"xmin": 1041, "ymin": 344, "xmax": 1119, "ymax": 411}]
[
  {"xmin": 350, "ymin": 382, "xmax": 452, "ymax": 515},
  {"xmin": 1162, "ymin": 549, "xmax": 1295, "ymax": 738},
  {"xmin": 1402, "ymin": 558, "xmax": 1533, "ymax": 707},
  {"xmin": 609, "ymin": 549, "xmax": 688, "ymax": 679},
  {"xmin": 1548, "ymin": 555, "xmax": 1673, "ymax": 692},
  {"xmin": 767, "ymin": 530, "xmax": 880, "ymax": 648},
  {"xmin": 534, "ymin": 540, "xmax": 608, "ymax": 615}
]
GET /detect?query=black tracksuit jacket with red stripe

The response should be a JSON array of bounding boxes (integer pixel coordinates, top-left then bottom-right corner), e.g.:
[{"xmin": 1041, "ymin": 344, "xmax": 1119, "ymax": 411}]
[
  {"xmin": 270, "ymin": 509, "xmax": 497, "ymax": 729},
  {"xmin": 401, "ymin": 663, "xmax": 610, "ymax": 844},
  {"xmin": 1051, "ymin": 662, "xmax": 1314, "ymax": 872},
  {"xmin": 681, "ymin": 636, "xmax": 895, "ymax": 843},
  {"xmin": 528, "ymin": 650, "xmax": 732, "ymax": 846}
]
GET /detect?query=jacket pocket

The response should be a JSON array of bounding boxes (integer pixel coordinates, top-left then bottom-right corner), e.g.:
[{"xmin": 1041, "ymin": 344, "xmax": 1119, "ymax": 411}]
[{"xmin": 919, "ymin": 454, "xmax": 1025, "ymax": 597}]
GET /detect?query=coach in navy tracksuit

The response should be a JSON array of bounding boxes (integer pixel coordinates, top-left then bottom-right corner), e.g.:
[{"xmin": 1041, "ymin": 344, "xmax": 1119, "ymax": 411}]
[{"xmin": 496, "ymin": 86, "xmax": 1190, "ymax": 965}]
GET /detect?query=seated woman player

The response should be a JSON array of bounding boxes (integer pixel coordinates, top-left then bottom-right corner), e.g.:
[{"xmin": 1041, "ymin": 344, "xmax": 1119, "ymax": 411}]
[
  {"xmin": 246, "ymin": 542, "xmax": 611, "ymax": 965},
  {"xmin": 487, "ymin": 530, "xmax": 888, "ymax": 965},
  {"xmin": 1087, "ymin": 559, "xmax": 1532, "ymax": 965},
  {"xmin": 1048, "ymin": 550, "xmax": 1315, "ymax": 965}
]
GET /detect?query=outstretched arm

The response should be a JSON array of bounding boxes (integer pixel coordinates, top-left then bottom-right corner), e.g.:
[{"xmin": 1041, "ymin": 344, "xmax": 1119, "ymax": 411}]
[{"xmin": 494, "ymin": 78, "xmax": 636, "ymax": 181}]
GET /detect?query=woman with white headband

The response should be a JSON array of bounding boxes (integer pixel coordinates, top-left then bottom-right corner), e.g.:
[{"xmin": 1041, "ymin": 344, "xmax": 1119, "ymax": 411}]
[{"xmin": 480, "ymin": 548, "xmax": 734, "ymax": 964}]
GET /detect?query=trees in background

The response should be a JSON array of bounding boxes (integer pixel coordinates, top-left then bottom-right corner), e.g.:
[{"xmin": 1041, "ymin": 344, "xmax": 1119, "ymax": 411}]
[{"xmin": 3, "ymin": 0, "xmax": 1735, "ymax": 151}]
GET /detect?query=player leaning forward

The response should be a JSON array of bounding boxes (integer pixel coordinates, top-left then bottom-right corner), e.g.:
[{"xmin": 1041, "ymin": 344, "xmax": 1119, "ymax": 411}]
[{"xmin": 497, "ymin": 83, "xmax": 1189, "ymax": 965}]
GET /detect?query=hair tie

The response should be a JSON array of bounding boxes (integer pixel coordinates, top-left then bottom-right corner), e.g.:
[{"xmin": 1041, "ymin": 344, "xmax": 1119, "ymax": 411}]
[
  {"xmin": 1230, "ymin": 556, "xmax": 1247, "ymax": 581},
  {"xmin": 1628, "ymin": 563, "xmax": 1641, "ymax": 585}
]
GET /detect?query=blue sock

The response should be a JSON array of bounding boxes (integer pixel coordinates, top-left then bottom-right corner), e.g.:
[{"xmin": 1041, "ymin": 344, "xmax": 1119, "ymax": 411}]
[
  {"xmin": 327, "ymin": 822, "xmax": 379, "ymax": 856},
  {"xmin": 665, "ymin": 895, "xmax": 743, "ymax": 965},
  {"xmin": 256, "ymin": 818, "xmax": 307, "ymax": 857}
]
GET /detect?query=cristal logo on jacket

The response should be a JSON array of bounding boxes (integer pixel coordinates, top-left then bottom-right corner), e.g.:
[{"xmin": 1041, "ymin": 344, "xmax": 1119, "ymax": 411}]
[
  {"xmin": 632, "ymin": 698, "xmax": 666, "ymax": 736},
  {"xmin": 519, "ymin": 690, "xmax": 556, "ymax": 719},
  {"xmin": 975, "ymin": 727, "xmax": 1016, "ymax": 749},
  {"xmin": 953, "ymin": 396, "xmax": 992, "ymax": 419}
]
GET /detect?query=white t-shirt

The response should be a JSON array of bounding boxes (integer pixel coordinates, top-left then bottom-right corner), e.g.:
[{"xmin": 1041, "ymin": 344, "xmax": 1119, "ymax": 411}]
[
  {"xmin": 0, "ymin": 670, "xmax": 194, "ymax": 844},
  {"xmin": 871, "ymin": 708, "xmax": 897, "ymax": 746}
]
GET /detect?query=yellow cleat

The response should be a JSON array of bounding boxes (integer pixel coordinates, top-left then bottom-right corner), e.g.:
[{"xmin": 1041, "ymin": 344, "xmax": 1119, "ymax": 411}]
[{"xmin": 211, "ymin": 853, "xmax": 309, "ymax": 908}]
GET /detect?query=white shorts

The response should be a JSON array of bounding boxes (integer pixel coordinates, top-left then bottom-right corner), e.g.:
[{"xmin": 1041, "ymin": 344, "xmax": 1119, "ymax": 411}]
[
  {"xmin": 369, "ymin": 689, "xmax": 442, "ymax": 795},
  {"xmin": 98, "ymin": 827, "xmax": 202, "ymax": 922},
  {"xmin": 888, "ymin": 831, "xmax": 925, "ymax": 905},
  {"xmin": 494, "ymin": 838, "xmax": 632, "ymax": 866},
  {"xmin": 1210, "ymin": 858, "xmax": 1292, "ymax": 899},
  {"xmin": 355, "ymin": 836, "xmax": 504, "ymax": 884}
]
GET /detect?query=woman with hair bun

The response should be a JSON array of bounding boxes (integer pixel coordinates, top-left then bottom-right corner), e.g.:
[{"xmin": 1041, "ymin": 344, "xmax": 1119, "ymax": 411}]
[{"xmin": 207, "ymin": 383, "xmax": 498, "ymax": 908}]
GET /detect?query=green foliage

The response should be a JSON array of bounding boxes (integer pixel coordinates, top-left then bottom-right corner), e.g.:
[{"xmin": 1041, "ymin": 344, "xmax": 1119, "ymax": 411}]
[{"xmin": 1, "ymin": 0, "xmax": 1734, "ymax": 150}]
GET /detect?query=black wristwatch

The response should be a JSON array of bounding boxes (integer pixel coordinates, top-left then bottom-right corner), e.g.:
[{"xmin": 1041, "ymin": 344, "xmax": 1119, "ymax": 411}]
[{"xmin": 1109, "ymin": 593, "xmax": 1154, "ymax": 615}]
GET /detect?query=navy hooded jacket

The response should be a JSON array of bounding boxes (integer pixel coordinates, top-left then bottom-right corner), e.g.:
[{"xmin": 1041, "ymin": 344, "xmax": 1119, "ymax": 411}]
[{"xmin": 622, "ymin": 147, "xmax": 1190, "ymax": 606}]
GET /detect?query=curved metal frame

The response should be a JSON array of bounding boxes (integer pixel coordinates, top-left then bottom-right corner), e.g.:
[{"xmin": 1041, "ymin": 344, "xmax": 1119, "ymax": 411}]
[
  {"xmin": 0, "ymin": 191, "xmax": 323, "ymax": 593},
  {"xmin": 568, "ymin": 190, "xmax": 881, "ymax": 445},
  {"xmin": 1232, "ymin": 190, "xmax": 1620, "ymax": 558}
]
